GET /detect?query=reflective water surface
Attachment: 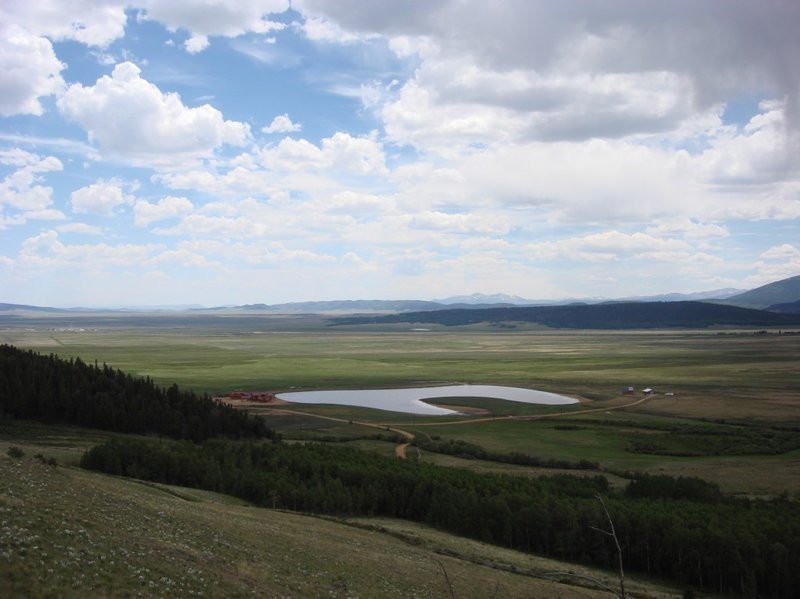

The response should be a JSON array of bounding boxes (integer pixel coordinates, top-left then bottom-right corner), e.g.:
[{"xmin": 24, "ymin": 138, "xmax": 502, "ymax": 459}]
[{"xmin": 276, "ymin": 384, "xmax": 578, "ymax": 415}]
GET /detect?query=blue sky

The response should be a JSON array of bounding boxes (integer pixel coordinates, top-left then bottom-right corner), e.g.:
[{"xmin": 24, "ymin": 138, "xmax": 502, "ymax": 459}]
[{"xmin": 1, "ymin": 0, "xmax": 799, "ymax": 307}]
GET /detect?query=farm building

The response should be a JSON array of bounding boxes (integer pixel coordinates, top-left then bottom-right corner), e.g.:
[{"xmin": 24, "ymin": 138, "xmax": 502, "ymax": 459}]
[{"xmin": 228, "ymin": 391, "xmax": 276, "ymax": 403}]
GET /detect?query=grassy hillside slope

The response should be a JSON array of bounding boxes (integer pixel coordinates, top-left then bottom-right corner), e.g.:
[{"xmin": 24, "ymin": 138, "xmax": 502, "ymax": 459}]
[
  {"xmin": 723, "ymin": 274, "xmax": 800, "ymax": 310},
  {"xmin": 0, "ymin": 443, "xmax": 683, "ymax": 599}
]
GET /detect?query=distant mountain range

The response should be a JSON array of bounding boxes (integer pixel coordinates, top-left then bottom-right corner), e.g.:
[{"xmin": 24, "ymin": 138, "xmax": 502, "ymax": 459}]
[
  {"xmin": 2, "ymin": 274, "xmax": 798, "ymax": 317},
  {"xmin": 437, "ymin": 293, "xmax": 534, "ymax": 305},
  {"xmin": 437, "ymin": 288, "xmax": 744, "ymax": 306}
]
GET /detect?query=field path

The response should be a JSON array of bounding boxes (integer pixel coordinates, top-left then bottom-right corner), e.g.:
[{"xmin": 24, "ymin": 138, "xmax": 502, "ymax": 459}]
[
  {"xmin": 271, "ymin": 394, "xmax": 651, "ymax": 459},
  {"xmin": 268, "ymin": 408, "xmax": 416, "ymax": 457}
]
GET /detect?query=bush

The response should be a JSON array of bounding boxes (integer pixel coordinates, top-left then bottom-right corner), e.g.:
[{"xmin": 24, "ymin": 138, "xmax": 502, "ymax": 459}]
[
  {"xmin": 34, "ymin": 453, "xmax": 57, "ymax": 466},
  {"xmin": 7, "ymin": 446, "xmax": 24, "ymax": 459}
]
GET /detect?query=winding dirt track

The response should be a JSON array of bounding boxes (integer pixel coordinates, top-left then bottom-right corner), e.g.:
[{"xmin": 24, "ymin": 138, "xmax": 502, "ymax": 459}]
[{"xmin": 270, "ymin": 394, "xmax": 652, "ymax": 459}]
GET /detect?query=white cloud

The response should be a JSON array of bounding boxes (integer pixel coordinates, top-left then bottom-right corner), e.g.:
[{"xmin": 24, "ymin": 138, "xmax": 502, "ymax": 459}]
[
  {"xmin": 260, "ymin": 132, "xmax": 386, "ymax": 175},
  {"xmin": 0, "ymin": 148, "xmax": 49, "ymax": 167},
  {"xmin": 407, "ymin": 211, "xmax": 510, "ymax": 235},
  {"xmin": 141, "ymin": 0, "xmax": 288, "ymax": 51},
  {"xmin": 154, "ymin": 213, "xmax": 263, "ymax": 239},
  {"xmin": 24, "ymin": 209, "xmax": 66, "ymax": 221},
  {"xmin": 0, "ymin": 1, "xmax": 129, "ymax": 47},
  {"xmin": 300, "ymin": 15, "xmax": 367, "ymax": 44},
  {"xmin": 760, "ymin": 244, "xmax": 800, "ymax": 261},
  {"xmin": 699, "ymin": 102, "xmax": 797, "ymax": 185},
  {"xmin": 262, "ymin": 113, "xmax": 302, "ymax": 134},
  {"xmin": 57, "ymin": 223, "xmax": 105, "ymax": 235},
  {"xmin": 381, "ymin": 55, "xmax": 696, "ymax": 150},
  {"xmin": 745, "ymin": 244, "xmax": 800, "ymax": 288},
  {"xmin": 0, "ymin": 134, "xmax": 98, "ymax": 160},
  {"xmin": 70, "ymin": 181, "xmax": 131, "ymax": 215},
  {"xmin": 134, "ymin": 196, "xmax": 194, "ymax": 226},
  {"xmin": 301, "ymin": 0, "xmax": 800, "ymax": 129},
  {"xmin": 525, "ymin": 230, "xmax": 692, "ymax": 263},
  {"xmin": 0, "ymin": 24, "xmax": 65, "ymax": 116},
  {"xmin": 0, "ymin": 151, "xmax": 63, "ymax": 214},
  {"xmin": 645, "ymin": 219, "xmax": 729, "ymax": 242},
  {"xmin": 184, "ymin": 34, "xmax": 210, "ymax": 54},
  {"xmin": 18, "ymin": 231, "xmax": 162, "ymax": 269},
  {"xmin": 323, "ymin": 191, "xmax": 388, "ymax": 217},
  {"xmin": 57, "ymin": 62, "xmax": 251, "ymax": 161}
]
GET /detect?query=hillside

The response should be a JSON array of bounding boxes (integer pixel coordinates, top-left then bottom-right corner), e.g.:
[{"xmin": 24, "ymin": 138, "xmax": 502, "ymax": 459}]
[
  {"xmin": 723, "ymin": 274, "xmax": 800, "ymax": 310},
  {"xmin": 332, "ymin": 300, "xmax": 800, "ymax": 329},
  {"xmin": 0, "ymin": 445, "xmax": 679, "ymax": 599},
  {"xmin": 0, "ymin": 303, "xmax": 65, "ymax": 313},
  {"xmin": 769, "ymin": 299, "xmax": 800, "ymax": 314}
]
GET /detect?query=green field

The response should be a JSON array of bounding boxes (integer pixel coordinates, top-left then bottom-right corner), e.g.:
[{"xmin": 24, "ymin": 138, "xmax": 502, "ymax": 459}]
[{"xmin": 2, "ymin": 315, "xmax": 799, "ymax": 497}]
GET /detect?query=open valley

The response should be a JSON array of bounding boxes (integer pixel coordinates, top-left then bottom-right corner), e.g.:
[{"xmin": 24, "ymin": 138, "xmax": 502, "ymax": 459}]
[{"xmin": 2, "ymin": 314, "xmax": 800, "ymax": 598}]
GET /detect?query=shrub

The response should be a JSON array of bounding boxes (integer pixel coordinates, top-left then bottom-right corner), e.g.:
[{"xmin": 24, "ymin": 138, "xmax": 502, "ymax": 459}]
[{"xmin": 7, "ymin": 446, "xmax": 25, "ymax": 459}]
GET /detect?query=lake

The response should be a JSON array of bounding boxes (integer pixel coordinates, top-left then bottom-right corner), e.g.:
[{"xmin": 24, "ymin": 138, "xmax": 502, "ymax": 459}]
[{"xmin": 276, "ymin": 384, "xmax": 578, "ymax": 416}]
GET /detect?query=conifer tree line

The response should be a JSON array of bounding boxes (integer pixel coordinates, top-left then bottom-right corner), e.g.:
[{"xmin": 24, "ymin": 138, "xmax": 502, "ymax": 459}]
[{"xmin": 0, "ymin": 344, "xmax": 274, "ymax": 441}]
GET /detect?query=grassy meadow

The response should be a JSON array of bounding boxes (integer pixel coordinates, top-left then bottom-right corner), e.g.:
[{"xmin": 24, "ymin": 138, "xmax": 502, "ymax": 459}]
[
  {"xmin": 2, "ymin": 315, "xmax": 799, "ymax": 498},
  {"xmin": 2, "ymin": 314, "xmax": 798, "ymax": 597}
]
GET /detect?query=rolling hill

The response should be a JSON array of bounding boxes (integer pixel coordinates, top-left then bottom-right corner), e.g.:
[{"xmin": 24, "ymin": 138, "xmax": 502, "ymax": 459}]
[
  {"xmin": 722, "ymin": 274, "xmax": 800, "ymax": 310},
  {"xmin": 0, "ymin": 429, "xmax": 680, "ymax": 599}
]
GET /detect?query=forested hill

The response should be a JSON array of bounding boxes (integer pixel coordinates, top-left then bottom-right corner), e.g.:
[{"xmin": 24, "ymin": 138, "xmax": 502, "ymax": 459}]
[
  {"xmin": 82, "ymin": 436, "xmax": 800, "ymax": 598},
  {"xmin": 0, "ymin": 344, "xmax": 273, "ymax": 441},
  {"xmin": 332, "ymin": 300, "xmax": 800, "ymax": 329}
]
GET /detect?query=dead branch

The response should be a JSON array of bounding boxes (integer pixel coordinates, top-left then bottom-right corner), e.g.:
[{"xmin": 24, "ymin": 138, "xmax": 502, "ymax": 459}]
[
  {"xmin": 434, "ymin": 557, "xmax": 457, "ymax": 599},
  {"xmin": 593, "ymin": 493, "xmax": 627, "ymax": 599}
]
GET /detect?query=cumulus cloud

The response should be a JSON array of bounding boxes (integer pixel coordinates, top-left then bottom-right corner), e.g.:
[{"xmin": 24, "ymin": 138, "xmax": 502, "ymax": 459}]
[
  {"xmin": 745, "ymin": 243, "xmax": 800, "ymax": 287},
  {"xmin": 18, "ymin": 230, "xmax": 162, "ymax": 269},
  {"xmin": 0, "ymin": 24, "xmax": 65, "ymax": 116},
  {"xmin": 140, "ymin": 0, "xmax": 288, "ymax": 51},
  {"xmin": 0, "ymin": 150, "xmax": 63, "ymax": 224},
  {"xmin": 525, "ymin": 230, "xmax": 692, "ymax": 263},
  {"xmin": 57, "ymin": 62, "xmax": 251, "ymax": 161},
  {"xmin": 698, "ymin": 101, "xmax": 797, "ymax": 184},
  {"xmin": 70, "ymin": 181, "xmax": 131, "ymax": 215},
  {"xmin": 0, "ymin": 0, "xmax": 129, "ymax": 47},
  {"xmin": 134, "ymin": 196, "xmax": 194, "ymax": 226},
  {"xmin": 260, "ymin": 132, "xmax": 386, "ymax": 175},
  {"xmin": 184, "ymin": 34, "xmax": 210, "ymax": 54},
  {"xmin": 262, "ymin": 114, "xmax": 302, "ymax": 134},
  {"xmin": 646, "ymin": 219, "xmax": 729, "ymax": 242}
]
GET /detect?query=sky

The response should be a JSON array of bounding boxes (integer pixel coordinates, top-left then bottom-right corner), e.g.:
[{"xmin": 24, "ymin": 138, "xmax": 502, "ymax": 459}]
[{"xmin": 1, "ymin": 0, "xmax": 799, "ymax": 307}]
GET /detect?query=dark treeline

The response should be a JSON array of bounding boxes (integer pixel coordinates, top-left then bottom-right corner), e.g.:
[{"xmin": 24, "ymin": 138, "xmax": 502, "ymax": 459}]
[
  {"xmin": 0, "ymin": 344, "xmax": 274, "ymax": 441},
  {"xmin": 415, "ymin": 436, "xmax": 599, "ymax": 470},
  {"xmin": 332, "ymin": 301, "xmax": 800, "ymax": 329},
  {"xmin": 627, "ymin": 427, "xmax": 800, "ymax": 457},
  {"xmin": 82, "ymin": 437, "xmax": 800, "ymax": 598}
]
